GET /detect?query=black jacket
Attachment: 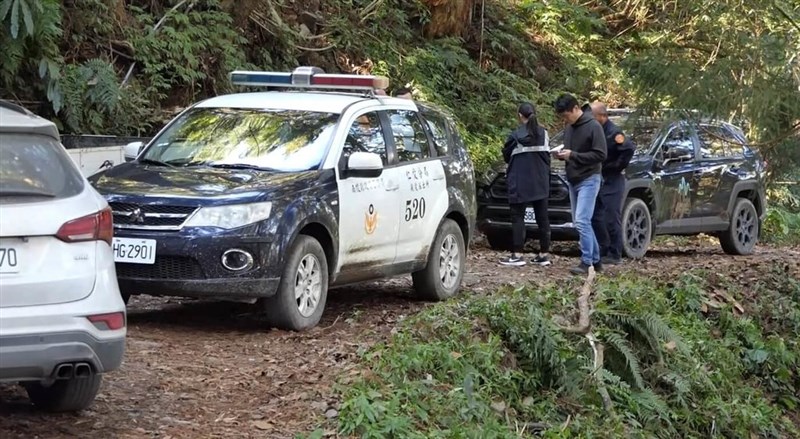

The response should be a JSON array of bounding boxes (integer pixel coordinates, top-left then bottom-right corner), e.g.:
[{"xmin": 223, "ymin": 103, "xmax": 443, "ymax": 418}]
[
  {"xmin": 502, "ymin": 124, "xmax": 550, "ymax": 204},
  {"xmin": 601, "ymin": 119, "xmax": 635, "ymax": 177},
  {"xmin": 563, "ymin": 105, "xmax": 607, "ymax": 184}
]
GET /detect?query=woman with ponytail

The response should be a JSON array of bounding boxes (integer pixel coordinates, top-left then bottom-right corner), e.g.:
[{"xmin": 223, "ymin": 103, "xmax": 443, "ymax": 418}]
[{"xmin": 499, "ymin": 102, "xmax": 552, "ymax": 267}]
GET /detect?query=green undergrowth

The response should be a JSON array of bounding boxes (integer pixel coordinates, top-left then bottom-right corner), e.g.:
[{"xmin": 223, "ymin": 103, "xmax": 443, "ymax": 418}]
[
  {"xmin": 764, "ymin": 208, "xmax": 800, "ymax": 246},
  {"xmin": 324, "ymin": 268, "xmax": 800, "ymax": 438},
  {"xmin": 763, "ymin": 185, "xmax": 800, "ymax": 246}
]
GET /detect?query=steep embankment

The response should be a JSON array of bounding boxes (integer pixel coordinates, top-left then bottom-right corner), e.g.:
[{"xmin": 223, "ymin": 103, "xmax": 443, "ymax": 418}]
[{"xmin": 2, "ymin": 1, "xmax": 798, "ymax": 175}]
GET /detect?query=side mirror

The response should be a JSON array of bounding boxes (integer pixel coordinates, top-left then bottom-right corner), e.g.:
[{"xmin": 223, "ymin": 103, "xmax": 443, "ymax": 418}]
[
  {"xmin": 346, "ymin": 152, "xmax": 383, "ymax": 178},
  {"xmin": 123, "ymin": 141, "xmax": 144, "ymax": 162}
]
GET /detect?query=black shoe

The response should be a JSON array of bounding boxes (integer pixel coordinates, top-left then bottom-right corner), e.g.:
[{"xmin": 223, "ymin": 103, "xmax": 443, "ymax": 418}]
[
  {"xmin": 570, "ymin": 262, "xmax": 591, "ymax": 275},
  {"xmin": 532, "ymin": 254, "xmax": 551, "ymax": 266},
  {"xmin": 593, "ymin": 261, "xmax": 603, "ymax": 273},
  {"xmin": 601, "ymin": 256, "xmax": 622, "ymax": 265},
  {"xmin": 500, "ymin": 255, "xmax": 526, "ymax": 267}
]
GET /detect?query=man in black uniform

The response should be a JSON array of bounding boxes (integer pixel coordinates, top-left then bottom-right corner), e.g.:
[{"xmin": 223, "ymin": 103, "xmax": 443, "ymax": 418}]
[{"xmin": 590, "ymin": 102, "xmax": 635, "ymax": 265}]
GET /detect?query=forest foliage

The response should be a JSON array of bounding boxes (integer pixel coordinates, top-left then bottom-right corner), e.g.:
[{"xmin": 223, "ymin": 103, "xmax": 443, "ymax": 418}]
[
  {"xmin": 324, "ymin": 270, "xmax": 800, "ymax": 438},
  {"xmin": 1, "ymin": 0, "xmax": 798, "ymax": 180}
]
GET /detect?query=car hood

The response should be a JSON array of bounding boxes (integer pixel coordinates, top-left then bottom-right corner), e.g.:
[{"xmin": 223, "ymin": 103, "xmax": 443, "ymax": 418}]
[
  {"xmin": 90, "ymin": 162, "xmax": 315, "ymax": 200},
  {"xmin": 485, "ymin": 153, "xmax": 652, "ymax": 181},
  {"xmin": 625, "ymin": 153, "xmax": 654, "ymax": 175},
  {"xmin": 487, "ymin": 159, "xmax": 566, "ymax": 176}
]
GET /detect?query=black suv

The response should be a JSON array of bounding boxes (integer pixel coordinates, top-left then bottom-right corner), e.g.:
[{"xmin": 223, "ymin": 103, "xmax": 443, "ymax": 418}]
[{"xmin": 477, "ymin": 110, "xmax": 767, "ymax": 257}]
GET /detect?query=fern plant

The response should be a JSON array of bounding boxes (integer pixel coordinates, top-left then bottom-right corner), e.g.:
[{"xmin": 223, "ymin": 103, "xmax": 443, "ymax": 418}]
[
  {"xmin": 59, "ymin": 58, "xmax": 121, "ymax": 133},
  {"xmin": 0, "ymin": 0, "xmax": 62, "ymax": 110},
  {"xmin": 125, "ymin": 0, "xmax": 252, "ymax": 98},
  {"xmin": 0, "ymin": 0, "xmax": 36, "ymax": 38}
]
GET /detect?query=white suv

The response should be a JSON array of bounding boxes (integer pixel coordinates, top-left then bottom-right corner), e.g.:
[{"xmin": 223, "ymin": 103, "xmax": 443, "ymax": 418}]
[{"xmin": 0, "ymin": 101, "xmax": 126, "ymax": 412}]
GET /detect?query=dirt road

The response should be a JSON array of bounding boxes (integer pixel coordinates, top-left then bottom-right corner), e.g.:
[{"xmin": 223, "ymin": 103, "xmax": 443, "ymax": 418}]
[{"xmin": 2, "ymin": 239, "xmax": 798, "ymax": 438}]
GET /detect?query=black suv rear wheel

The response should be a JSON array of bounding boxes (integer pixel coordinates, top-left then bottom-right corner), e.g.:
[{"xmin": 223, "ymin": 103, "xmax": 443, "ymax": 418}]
[
  {"xmin": 485, "ymin": 230, "xmax": 513, "ymax": 251},
  {"xmin": 720, "ymin": 198, "xmax": 758, "ymax": 255},
  {"xmin": 622, "ymin": 197, "xmax": 652, "ymax": 259}
]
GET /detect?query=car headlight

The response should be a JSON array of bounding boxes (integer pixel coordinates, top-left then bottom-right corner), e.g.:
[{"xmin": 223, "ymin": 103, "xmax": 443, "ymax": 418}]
[{"xmin": 184, "ymin": 202, "xmax": 272, "ymax": 229}]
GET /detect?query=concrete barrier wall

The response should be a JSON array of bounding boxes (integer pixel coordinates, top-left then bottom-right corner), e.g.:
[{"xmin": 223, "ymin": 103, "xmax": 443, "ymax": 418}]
[
  {"xmin": 66, "ymin": 146, "xmax": 126, "ymax": 177},
  {"xmin": 61, "ymin": 135, "xmax": 151, "ymax": 177}
]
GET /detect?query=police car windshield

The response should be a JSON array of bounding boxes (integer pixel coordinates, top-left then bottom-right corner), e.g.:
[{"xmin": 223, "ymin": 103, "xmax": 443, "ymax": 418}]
[{"xmin": 141, "ymin": 107, "xmax": 339, "ymax": 171}]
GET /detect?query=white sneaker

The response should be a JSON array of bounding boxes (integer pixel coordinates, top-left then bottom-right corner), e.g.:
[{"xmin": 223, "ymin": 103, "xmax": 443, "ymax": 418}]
[{"xmin": 500, "ymin": 255, "xmax": 526, "ymax": 267}]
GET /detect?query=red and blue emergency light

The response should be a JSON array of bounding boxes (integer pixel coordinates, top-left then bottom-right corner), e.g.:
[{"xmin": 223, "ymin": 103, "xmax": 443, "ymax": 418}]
[{"xmin": 229, "ymin": 66, "xmax": 389, "ymax": 92}]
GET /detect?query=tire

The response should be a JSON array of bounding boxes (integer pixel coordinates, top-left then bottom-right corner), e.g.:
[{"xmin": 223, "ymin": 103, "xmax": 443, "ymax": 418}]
[
  {"xmin": 121, "ymin": 292, "xmax": 130, "ymax": 305},
  {"xmin": 720, "ymin": 198, "xmax": 758, "ymax": 255},
  {"xmin": 264, "ymin": 235, "xmax": 328, "ymax": 331},
  {"xmin": 24, "ymin": 374, "xmax": 102, "ymax": 412},
  {"xmin": 413, "ymin": 219, "xmax": 466, "ymax": 301},
  {"xmin": 485, "ymin": 230, "xmax": 513, "ymax": 251},
  {"xmin": 621, "ymin": 197, "xmax": 652, "ymax": 259}
]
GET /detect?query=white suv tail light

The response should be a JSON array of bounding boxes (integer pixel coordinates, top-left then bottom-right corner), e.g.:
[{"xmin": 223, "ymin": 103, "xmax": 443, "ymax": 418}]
[
  {"xmin": 87, "ymin": 312, "xmax": 126, "ymax": 330},
  {"xmin": 56, "ymin": 207, "xmax": 113, "ymax": 246}
]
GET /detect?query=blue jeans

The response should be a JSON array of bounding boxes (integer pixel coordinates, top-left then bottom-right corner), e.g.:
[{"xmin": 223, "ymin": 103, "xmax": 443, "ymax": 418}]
[{"xmin": 568, "ymin": 173, "xmax": 602, "ymax": 266}]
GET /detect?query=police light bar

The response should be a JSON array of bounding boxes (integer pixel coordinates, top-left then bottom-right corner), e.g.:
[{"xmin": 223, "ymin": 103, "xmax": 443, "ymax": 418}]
[{"xmin": 230, "ymin": 66, "xmax": 389, "ymax": 92}]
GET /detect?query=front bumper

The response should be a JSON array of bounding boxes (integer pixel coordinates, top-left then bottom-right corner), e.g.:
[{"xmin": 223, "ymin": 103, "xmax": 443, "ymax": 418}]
[
  {"xmin": 477, "ymin": 203, "xmax": 579, "ymax": 240},
  {"xmin": 114, "ymin": 229, "xmax": 283, "ymax": 299},
  {"xmin": 0, "ymin": 332, "xmax": 125, "ymax": 382}
]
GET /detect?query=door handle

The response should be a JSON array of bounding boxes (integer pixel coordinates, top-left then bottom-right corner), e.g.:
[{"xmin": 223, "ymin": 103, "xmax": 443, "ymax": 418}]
[
  {"xmin": 433, "ymin": 174, "xmax": 445, "ymax": 181},
  {"xmin": 385, "ymin": 183, "xmax": 399, "ymax": 191}
]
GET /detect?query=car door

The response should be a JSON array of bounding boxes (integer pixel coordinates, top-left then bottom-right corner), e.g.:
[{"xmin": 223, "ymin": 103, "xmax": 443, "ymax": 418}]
[
  {"xmin": 383, "ymin": 109, "xmax": 448, "ymax": 264},
  {"xmin": 335, "ymin": 110, "xmax": 403, "ymax": 272},
  {"xmin": 651, "ymin": 124, "xmax": 697, "ymax": 227},
  {"xmin": 691, "ymin": 123, "xmax": 746, "ymax": 222}
]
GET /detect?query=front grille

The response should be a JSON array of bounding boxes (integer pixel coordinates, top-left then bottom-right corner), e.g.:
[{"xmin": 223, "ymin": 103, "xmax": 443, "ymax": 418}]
[
  {"xmin": 489, "ymin": 174, "xmax": 569, "ymax": 202},
  {"xmin": 116, "ymin": 256, "xmax": 205, "ymax": 280},
  {"xmin": 484, "ymin": 207, "xmax": 573, "ymax": 226},
  {"xmin": 109, "ymin": 202, "xmax": 197, "ymax": 230}
]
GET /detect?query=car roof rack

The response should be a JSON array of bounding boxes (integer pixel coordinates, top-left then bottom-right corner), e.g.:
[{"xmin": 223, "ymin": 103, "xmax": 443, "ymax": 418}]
[
  {"xmin": 229, "ymin": 66, "xmax": 389, "ymax": 97},
  {"xmin": 0, "ymin": 99, "xmax": 33, "ymax": 116}
]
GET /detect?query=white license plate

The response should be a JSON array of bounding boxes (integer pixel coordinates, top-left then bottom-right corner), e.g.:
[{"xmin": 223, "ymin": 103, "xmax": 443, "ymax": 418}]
[
  {"xmin": 524, "ymin": 208, "xmax": 537, "ymax": 224},
  {"xmin": 113, "ymin": 238, "xmax": 156, "ymax": 264},
  {"xmin": 0, "ymin": 246, "xmax": 21, "ymax": 274}
]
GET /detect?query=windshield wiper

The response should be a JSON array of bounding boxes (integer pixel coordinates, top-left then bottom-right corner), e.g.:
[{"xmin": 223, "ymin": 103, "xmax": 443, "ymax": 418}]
[
  {"xmin": 138, "ymin": 158, "xmax": 176, "ymax": 168},
  {"xmin": 181, "ymin": 160, "xmax": 210, "ymax": 167},
  {"xmin": 0, "ymin": 189, "xmax": 56, "ymax": 198},
  {"xmin": 207, "ymin": 163, "xmax": 277, "ymax": 171}
]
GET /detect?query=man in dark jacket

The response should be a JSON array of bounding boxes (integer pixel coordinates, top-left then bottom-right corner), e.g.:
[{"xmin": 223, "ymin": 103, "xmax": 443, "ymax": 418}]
[
  {"xmin": 553, "ymin": 94, "xmax": 607, "ymax": 275},
  {"xmin": 590, "ymin": 102, "xmax": 636, "ymax": 265}
]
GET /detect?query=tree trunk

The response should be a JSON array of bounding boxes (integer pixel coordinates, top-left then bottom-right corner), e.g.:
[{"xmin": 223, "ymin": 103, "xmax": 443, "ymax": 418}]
[{"xmin": 421, "ymin": 0, "xmax": 476, "ymax": 39}]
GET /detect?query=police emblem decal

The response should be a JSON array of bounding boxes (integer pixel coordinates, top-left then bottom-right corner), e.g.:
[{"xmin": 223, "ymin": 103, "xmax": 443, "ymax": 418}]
[{"xmin": 364, "ymin": 204, "xmax": 378, "ymax": 234}]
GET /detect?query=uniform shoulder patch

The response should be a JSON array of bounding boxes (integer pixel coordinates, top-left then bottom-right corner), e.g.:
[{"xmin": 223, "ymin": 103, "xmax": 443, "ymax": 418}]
[{"xmin": 614, "ymin": 133, "xmax": 625, "ymax": 144}]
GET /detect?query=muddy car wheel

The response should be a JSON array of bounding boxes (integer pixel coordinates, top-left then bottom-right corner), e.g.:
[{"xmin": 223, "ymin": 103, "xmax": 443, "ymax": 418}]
[
  {"xmin": 622, "ymin": 197, "xmax": 652, "ymax": 259},
  {"xmin": 720, "ymin": 198, "xmax": 758, "ymax": 256},
  {"xmin": 264, "ymin": 235, "xmax": 328, "ymax": 331},
  {"xmin": 413, "ymin": 219, "xmax": 465, "ymax": 301}
]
